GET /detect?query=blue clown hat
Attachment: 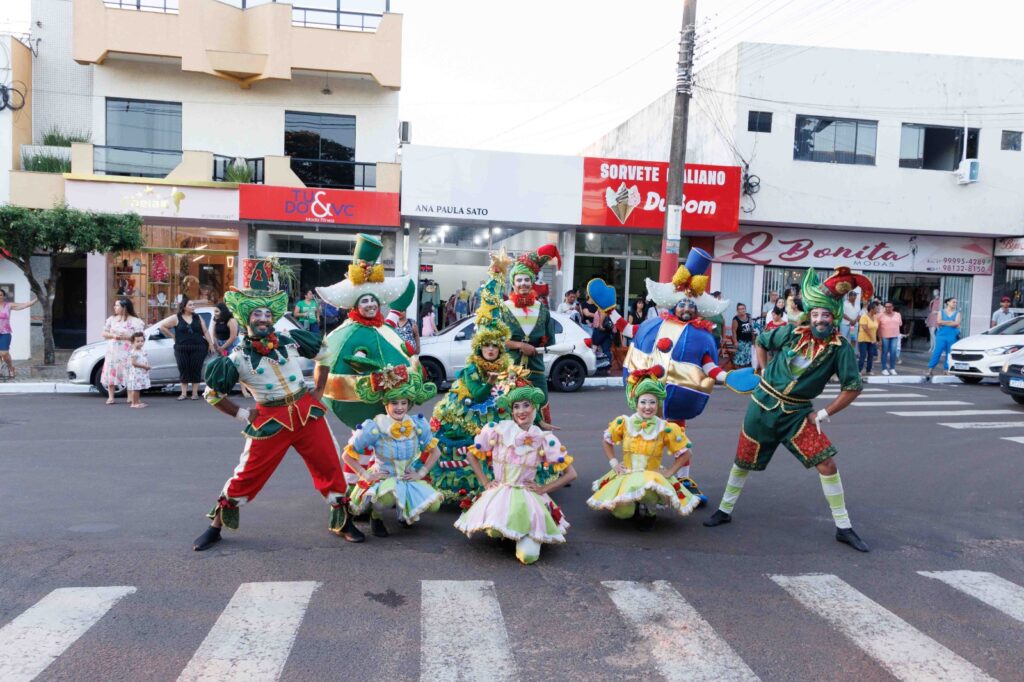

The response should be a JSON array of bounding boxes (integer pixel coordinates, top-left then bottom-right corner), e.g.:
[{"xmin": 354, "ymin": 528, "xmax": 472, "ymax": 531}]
[{"xmin": 684, "ymin": 247, "xmax": 713, "ymax": 276}]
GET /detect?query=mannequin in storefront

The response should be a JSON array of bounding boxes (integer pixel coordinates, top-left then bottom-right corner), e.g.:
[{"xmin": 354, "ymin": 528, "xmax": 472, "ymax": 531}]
[{"xmin": 455, "ymin": 281, "xmax": 471, "ymax": 317}]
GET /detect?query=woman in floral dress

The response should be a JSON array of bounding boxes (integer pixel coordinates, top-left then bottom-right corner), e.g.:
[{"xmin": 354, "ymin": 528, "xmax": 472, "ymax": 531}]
[
  {"xmin": 100, "ymin": 298, "xmax": 145, "ymax": 404},
  {"xmin": 456, "ymin": 383, "xmax": 577, "ymax": 564},
  {"xmin": 587, "ymin": 366, "xmax": 699, "ymax": 529}
]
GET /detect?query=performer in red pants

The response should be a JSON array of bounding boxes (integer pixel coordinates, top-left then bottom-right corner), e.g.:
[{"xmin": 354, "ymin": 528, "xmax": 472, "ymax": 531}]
[{"xmin": 193, "ymin": 259, "xmax": 360, "ymax": 551}]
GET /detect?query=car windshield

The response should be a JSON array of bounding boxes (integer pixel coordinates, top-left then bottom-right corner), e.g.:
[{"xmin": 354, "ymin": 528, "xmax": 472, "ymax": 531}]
[
  {"xmin": 438, "ymin": 316, "xmax": 473, "ymax": 335},
  {"xmin": 989, "ymin": 316, "xmax": 1024, "ymax": 335}
]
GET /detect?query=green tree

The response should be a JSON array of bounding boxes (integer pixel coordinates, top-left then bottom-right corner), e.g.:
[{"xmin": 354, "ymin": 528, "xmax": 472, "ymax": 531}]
[{"xmin": 0, "ymin": 204, "xmax": 144, "ymax": 365}]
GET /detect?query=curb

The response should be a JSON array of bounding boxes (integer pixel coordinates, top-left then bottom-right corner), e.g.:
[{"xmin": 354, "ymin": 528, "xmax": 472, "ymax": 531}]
[{"xmin": 0, "ymin": 382, "xmax": 94, "ymax": 394}]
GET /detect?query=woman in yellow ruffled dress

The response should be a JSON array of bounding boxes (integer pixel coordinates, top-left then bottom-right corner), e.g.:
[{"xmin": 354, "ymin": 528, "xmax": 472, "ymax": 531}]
[{"xmin": 588, "ymin": 366, "xmax": 700, "ymax": 529}]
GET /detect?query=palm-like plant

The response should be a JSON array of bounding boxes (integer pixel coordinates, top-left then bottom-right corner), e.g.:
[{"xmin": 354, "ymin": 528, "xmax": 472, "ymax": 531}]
[{"xmin": 223, "ymin": 157, "xmax": 254, "ymax": 183}]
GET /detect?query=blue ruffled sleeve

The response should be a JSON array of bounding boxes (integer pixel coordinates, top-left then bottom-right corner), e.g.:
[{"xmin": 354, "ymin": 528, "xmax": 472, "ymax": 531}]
[
  {"xmin": 349, "ymin": 418, "xmax": 382, "ymax": 454},
  {"xmin": 412, "ymin": 414, "xmax": 434, "ymax": 450}
]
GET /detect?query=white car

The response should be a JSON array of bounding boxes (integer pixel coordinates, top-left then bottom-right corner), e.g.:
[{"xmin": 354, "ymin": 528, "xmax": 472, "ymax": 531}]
[
  {"xmin": 948, "ymin": 315, "xmax": 1024, "ymax": 383},
  {"xmin": 66, "ymin": 307, "xmax": 313, "ymax": 393},
  {"xmin": 418, "ymin": 311, "xmax": 605, "ymax": 393}
]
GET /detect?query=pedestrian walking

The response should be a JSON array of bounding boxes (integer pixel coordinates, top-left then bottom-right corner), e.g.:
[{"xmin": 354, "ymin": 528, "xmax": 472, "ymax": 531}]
[
  {"xmin": 159, "ymin": 297, "xmax": 213, "ymax": 401},
  {"xmin": 126, "ymin": 332, "xmax": 151, "ymax": 408},
  {"xmin": 731, "ymin": 303, "xmax": 755, "ymax": 367},
  {"xmin": 878, "ymin": 302, "xmax": 903, "ymax": 376},
  {"xmin": 0, "ymin": 287, "xmax": 37, "ymax": 379},
  {"xmin": 928, "ymin": 297, "xmax": 961, "ymax": 376},
  {"xmin": 857, "ymin": 302, "xmax": 880, "ymax": 375},
  {"xmin": 992, "ymin": 296, "xmax": 1015, "ymax": 328},
  {"xmin": 294, "ymin": 290, "xmax": 320, "ymax": 333},
  {"xmin": 100, "ymin": 298, "xmax": 145, "ymax": 404},
  {"xmin": 393, "ymin": 308, "xmax": 420, "ymax": 354}
]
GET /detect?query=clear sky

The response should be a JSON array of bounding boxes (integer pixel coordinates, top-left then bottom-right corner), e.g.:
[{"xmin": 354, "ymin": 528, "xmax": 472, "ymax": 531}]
[{"xmin": 5, "ymin": 0, "xmax": 1024, "ymax": 155}]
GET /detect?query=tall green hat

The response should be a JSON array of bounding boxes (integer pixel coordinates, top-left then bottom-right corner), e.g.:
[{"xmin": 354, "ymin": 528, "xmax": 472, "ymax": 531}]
[
  {"xmin": 316, "ymin": 233, "xmax": 413, "ymax": 310},
  {"xmin": 496, "ymin": 384, "xmax": 546, "ymax": 412},
  {"xmin": 625, "ymin": 366, "xmax": 668, "ymax": 410},
  {"xmin": 355, "ymin": 364, "xmax": 437, "ymax": 405},
  {"xmin": 224, "ymin": 258, "xmax": 288, "ymax": 324}
]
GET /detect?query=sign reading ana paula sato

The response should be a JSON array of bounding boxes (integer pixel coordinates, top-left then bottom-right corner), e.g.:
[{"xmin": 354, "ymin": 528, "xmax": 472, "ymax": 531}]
[
  {"xmin": 580, "ymin": 157, "xmax": 741, "ymax": 233},
  {"xmin": 239, "ymin": 185, "xmax": 400, "ymax": 226}
]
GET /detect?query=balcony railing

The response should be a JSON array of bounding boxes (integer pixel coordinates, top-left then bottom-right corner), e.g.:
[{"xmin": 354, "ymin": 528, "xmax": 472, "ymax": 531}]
[
  {"xmin": 102, "ymin": 0, "xmax": 388, "ymax": 31},
  {"xmin": 289, "ymin": 157, "xmax": 376, "ymax": 190},
  {"xmin": 93, "ymin": 144, "xmax": 183, "ymax": 178},
  {"xmin": 213, "ymin": 155, "xmax": 266, "ymax": 183}
]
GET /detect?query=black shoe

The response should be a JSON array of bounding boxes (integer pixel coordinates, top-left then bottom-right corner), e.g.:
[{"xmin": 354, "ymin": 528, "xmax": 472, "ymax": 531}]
[
  {"xmin": 371, "ymin": 517, "xmax": 389, "ymax": 538},
  {"xmin": 703, "ymin": 510, "xmax": 732, "ymax": 527},
  {"xmin": 635, "ymin": 514, "xmax": 657, "ymax": 532},
  {"xmin": 193, "ymin": 526, "xmax": 222, "ymax": 551},
  {"xmin": 836, "ymin": 527, "xmax": 869, "ymax": 552},
  {"xmin": 337, "ymin": 517, "xmax": 365, "ymax": 543}
]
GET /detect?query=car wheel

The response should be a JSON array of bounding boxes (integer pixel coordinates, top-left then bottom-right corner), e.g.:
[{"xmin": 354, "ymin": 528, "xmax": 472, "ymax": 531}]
[
  {"xmin": 1013, "ymin": 395, "xmax": 1024, "ymax": 405},
  {"xmin": 958, "ymin": 376, "xmax": 983, "ymax": 384},
  {"xmin": 550, "ymin": 357, "xmax": 586, "ymax": 393},
  {"xmin": 420, "ymin": 357, "xmax": 446, "ymax": 389},
  {"xmin": 90, "ymin": 363, "xmax": 105, "ymax": 393}
]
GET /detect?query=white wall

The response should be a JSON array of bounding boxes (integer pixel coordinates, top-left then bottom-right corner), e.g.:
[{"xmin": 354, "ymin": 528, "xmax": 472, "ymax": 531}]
[
  {"xmin": 91, "ymin": 61, "xmax": 400, "ymax": 162},
  {"xmin": 31, "ymin": 0, "xmax": 94, "ymax": 144}
]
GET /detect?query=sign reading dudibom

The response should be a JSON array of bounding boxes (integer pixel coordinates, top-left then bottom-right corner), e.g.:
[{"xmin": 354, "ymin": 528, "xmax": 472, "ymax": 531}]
[
  {"xmin": 240, "ymin": 185, "xmax": 400, "ymax": 226},
  {"xmin": 715, "ymin": 228, "xmax": 993, "ymax": 275},
  {"xmin": 581, "ymin": 157, "xmax": 740, "ymax": 233}
]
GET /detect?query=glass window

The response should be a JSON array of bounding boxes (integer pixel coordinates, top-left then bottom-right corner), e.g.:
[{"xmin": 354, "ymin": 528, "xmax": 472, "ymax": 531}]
[
  {"xmin": 629, "ymin": 234, "xmax": 663, "ymax": 258},
  {"xmin": 285, "ymin": 111, "xmax": 358, "ymax": 189},
  {"xmin": 748, "ymin": 111, "xmax": 772, "ymax": 133},
  {"xmin": 1001, "ymin": 130, "xmax": 1022, "ymax": 151},
  {"xmin": 103, "ymin": 98, "xmax": 182, "ymax": 177},
  {"xmin": 899, "ymin": 124, "xmax": 980, "ymax": 170},
  {"xmin": 575, "ymin": 232, "xmax": 627, "ymax": 256},
  {"xmin": 793, "ymin": 115, "xmax": 877, "ymax": 165}
]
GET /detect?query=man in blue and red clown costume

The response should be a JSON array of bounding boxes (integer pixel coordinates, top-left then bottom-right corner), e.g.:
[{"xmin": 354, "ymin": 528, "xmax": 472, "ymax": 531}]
[{"xmin": 587, "ymin": 247, "xmax": 758, "ymax": 506}]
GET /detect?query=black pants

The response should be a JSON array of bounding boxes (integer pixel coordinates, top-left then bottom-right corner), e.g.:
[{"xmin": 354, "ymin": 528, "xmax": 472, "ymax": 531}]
[{"xmin": 175, "ymin": 343, "xmax": 207, "ymax": 383}]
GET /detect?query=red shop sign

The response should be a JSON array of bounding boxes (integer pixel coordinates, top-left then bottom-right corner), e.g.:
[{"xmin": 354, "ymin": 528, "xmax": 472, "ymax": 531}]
[
  {"xmin": 581, "ymin": 157, "xmax": 740, "ymax": 233},
  {"xmin": 239, "ymin": 185, "xmax": 400, "ymax": 226}
]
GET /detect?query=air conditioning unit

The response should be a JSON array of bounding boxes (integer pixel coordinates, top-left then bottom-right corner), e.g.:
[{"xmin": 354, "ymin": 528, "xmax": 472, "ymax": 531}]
[
  {"xmin": 955, "ymin": 158, "xmax": 980, "ymax": 185},
  {"xmin": 399, "ymin": 121, "xmax": 412, "ymax": 145}
]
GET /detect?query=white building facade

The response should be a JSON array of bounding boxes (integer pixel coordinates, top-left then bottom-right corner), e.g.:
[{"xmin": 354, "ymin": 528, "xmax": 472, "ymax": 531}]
[{"xmin": 585, "ymin": 43, "xmax": 1024, "ymax": 340}]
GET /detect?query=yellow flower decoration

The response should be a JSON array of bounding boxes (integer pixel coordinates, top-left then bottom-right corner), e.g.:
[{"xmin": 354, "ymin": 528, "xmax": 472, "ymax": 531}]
[
  {"xmin": 671, "ymin": 265, "xmax": 692, "ymax": 289},
  {"xmin": 368, "ymin": 264, "xmax": 385, "ymax": 283},
  {"xmin": 690, "ymin": 274, "xmax": 709, "ymax": 296}
]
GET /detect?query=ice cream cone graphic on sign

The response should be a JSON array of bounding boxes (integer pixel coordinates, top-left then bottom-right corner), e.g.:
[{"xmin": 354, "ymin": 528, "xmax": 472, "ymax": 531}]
[{"xmin": 605, "ymin": 183, "xmax": 642, "ymax": 224}]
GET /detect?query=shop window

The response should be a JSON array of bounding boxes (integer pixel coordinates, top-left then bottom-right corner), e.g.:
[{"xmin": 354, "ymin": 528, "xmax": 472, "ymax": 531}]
[
  {"xmin": 748, "ymin": 111, "xmax": 772, "ymax": 133},
  {"xmin": 1001, "ymin": 130, "xmax": 1022, "ymax": 151},
  {"xmin": 285, "ymin": 111, "xmax": 365, "ymax": 189},
  {"xmin": 575, "ymin": 232, "xmax": 627, "ymax": 256},
  {"xmin": 103, "ymin": 98, "xmax": 182, "ymax": 177},
  {"xmin": 113, "ymin": 226, "xmax": 238, "ymax": 325},
  {"xmin": 793, "ymin": 115, "xmax": 876, "ymax": 165},
  {"xmin": 899, "ymin": 124, "xmax": 979, "ymax": 170}
]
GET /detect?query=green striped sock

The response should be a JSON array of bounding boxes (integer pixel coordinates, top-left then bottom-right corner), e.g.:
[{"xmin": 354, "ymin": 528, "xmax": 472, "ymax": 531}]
[
  {"xmin": 819, "ymin": 472, "xmax": 851, "ymax": 529},
  {"xmin": 719, "ymin": 465, "xmax": 749, "ymax": 514}
]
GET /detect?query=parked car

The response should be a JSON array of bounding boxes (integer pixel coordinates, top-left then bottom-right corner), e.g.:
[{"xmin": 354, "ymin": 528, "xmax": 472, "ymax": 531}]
[
  {"xmin": 998, "ymin": 347, "xmax": 1024, "ymax": 404},
  {"xmin": 947, "ymin": 315, "xmax": 1024, "ymax": 383},
  {"xmin": 67, "ymin": 308, "xmax": 312, "ymax": 393},
  {"xmin": 418, "ymin": 311, "xmax": 605, "ymax": 393}
]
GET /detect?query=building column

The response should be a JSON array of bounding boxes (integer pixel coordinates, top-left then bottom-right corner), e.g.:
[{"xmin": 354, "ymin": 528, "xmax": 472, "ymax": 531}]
[{"xmin": 86, "ymin": 252, "xmax": 108, "ymax": 343}]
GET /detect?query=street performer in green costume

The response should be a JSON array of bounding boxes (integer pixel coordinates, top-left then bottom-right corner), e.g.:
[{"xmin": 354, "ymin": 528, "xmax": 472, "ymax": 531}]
[
  {"xmin": 704, "ymin": 266, "xmax": 872, "ymax": 552},
  {"xmin": 502, "ymin": 244, "xmax": 561, "ymax": 425}
]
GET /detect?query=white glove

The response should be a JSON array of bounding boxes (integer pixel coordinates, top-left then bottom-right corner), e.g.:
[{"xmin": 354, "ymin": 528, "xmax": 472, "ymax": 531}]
[
  {"xmin": 235, "ymin": 408, "xmax": 251, "ymax": 423},
  {"xmin": 814, "ymin": 408, "xmax": 830, "ymax": 433}
]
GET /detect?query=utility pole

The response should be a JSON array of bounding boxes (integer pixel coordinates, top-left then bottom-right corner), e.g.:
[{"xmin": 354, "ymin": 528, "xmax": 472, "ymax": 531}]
[{"xmin": 659, "ymin": 0, "xmax": 697, "ymax": 280}]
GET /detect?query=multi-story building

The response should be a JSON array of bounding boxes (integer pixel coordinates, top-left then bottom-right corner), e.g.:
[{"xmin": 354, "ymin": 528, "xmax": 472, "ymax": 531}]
[
  {"xmin": 585, "ymin": 43, "xmax": 1024, "ymax": 341},
  {"xmin": 9, "ymin": 0, "xmax": 403, "ymax": 354}
]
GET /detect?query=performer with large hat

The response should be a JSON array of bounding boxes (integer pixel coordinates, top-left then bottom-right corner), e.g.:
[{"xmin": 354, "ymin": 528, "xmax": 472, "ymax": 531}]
[
  {"xmin": 587, "ymin": 246, "xmax": 758, "ymax": 505},
  {"xmin": 502, "ymin": 243, "xmax": 562, "ymax": 424},
  {"xmin": 703, "ymin": 266, "xmax": 872, "ymax": 552},
  {"xmin": 193, "ymin": 259, "xmax": 356, "ymax": 550}
]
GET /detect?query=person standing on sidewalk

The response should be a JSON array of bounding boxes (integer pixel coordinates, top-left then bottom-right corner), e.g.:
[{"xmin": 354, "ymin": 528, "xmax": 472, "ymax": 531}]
[
  {"xmin": 841, "ymin": 291, "xmax": 859, "ymax": 343},
  {"xmin": 992, "ymin": 296, "xmax": 1016, "ymax": 328},
  {"xmin": 101, "ymin": 298, "xmax": 145, "ymax": 404},
  {"xmin": 0, "ymin": 287, "xmax": 36, "ymax": 379},
  {"xmin": 928, "ymin": 297, "xmax": 961, "ymax": 376},
  {"xmin": 857, "ymin": 302, "xmax": 880, "ymax": 375},
  {"xmin": 878, "ymin": 302, "xmax": 903, "ymax": 376}
]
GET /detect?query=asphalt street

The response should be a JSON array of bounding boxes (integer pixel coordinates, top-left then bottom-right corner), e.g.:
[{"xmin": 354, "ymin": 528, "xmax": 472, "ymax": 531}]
[{"xmin": 1, "ymin": 381, "xmax": 1022, "ymax": 681}]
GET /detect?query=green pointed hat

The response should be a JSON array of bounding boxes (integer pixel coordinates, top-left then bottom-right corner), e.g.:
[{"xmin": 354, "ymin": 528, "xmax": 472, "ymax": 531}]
[
  {"xmin": 800, "ymin": 268, "xmax": 843, "ymax": 318},
  {"xmin": 224, "ymin": 259, "xmax": 288, "ymax": 324},
  {"xmin": 315, "ymin": 233, "xmax": 413, "ymax": 309}
]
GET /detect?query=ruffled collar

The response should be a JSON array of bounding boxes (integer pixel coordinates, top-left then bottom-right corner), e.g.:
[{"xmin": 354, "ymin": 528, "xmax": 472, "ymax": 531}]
[
  {"xmin": 508, "ymin": 291, "xmax": 537, "ymax": 309},
  {"xmin": 791, "ymin": 324, "xmax": 842, "ymax": 362},
  {"xmin": 469, "ymin": 354, "xmax": 508, "ymax": 379},
  {"xmin": 348, "ymin": 309, "xmax": 384, "ymax": 327},
  {"xmin": 660, "ymin": 312, "xmax": 714, "ymax": 332},
  {"xmin": 243, "ymin": 333, "xmax": 288, "ymax": 368}
]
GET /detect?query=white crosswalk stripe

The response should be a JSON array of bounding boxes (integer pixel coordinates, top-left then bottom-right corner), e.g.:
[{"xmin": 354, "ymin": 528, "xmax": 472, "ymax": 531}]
[
  {"xmin": 919, "ymin": 571, "xmax": 1024, "ymax": 624},
  {"xmin": 854, "ymin": 400, "xmax": 971, "ymax": 407},
  {"xmin": 177, "ymin": 581, "xmax": 319, "ymax": 682},
  {"xmin": 1000, "ymin": 436, "xmax": 1024, "ymax": 444},
  {"xmin": 819, "ymin": 393, "xmax": 925, "ymax": 399},
  {"xmin": 604, "ymin": 580, "xmax": 759, "ymax": 682},
  {"xmin": 421, "ymin": 580, "xmax": 517, "ymax": 682},
  {"xmin": 889, "ymin": 409, "xmax": 1019, "ymax": 417},
  {"xmin": 0, "ymin": 586, "xmax": 136, "ymax": 682},
  {"xmin": 939, "ymin": 421, "xmax": 1024, "ymax": 429},
  {"xmin": 771, "ymin": 573, "xmax": 995, "ymax": 681}
]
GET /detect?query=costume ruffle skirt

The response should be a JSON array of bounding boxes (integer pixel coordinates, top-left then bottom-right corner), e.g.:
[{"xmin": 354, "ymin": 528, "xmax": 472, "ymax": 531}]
[
  {"xmin": 587, "ymin": 469, "xmax": 700, "ymax": 516},
  {"xmin": 455, "ymin": 484, "xmax": 569, "ymax": 544},
  {"xmin": 350, "ymin": 477, "xmax": 443, "ymax": 524}
]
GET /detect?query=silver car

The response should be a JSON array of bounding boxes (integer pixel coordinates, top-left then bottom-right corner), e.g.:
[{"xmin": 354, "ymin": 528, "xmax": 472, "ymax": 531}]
[
  {"xmin": 418, "ymin": 310, "xmax": 606, "ymax": 393},
  {"xmin": 66, "ymin": 307, "xmax": 312, "ymax": 393}
]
